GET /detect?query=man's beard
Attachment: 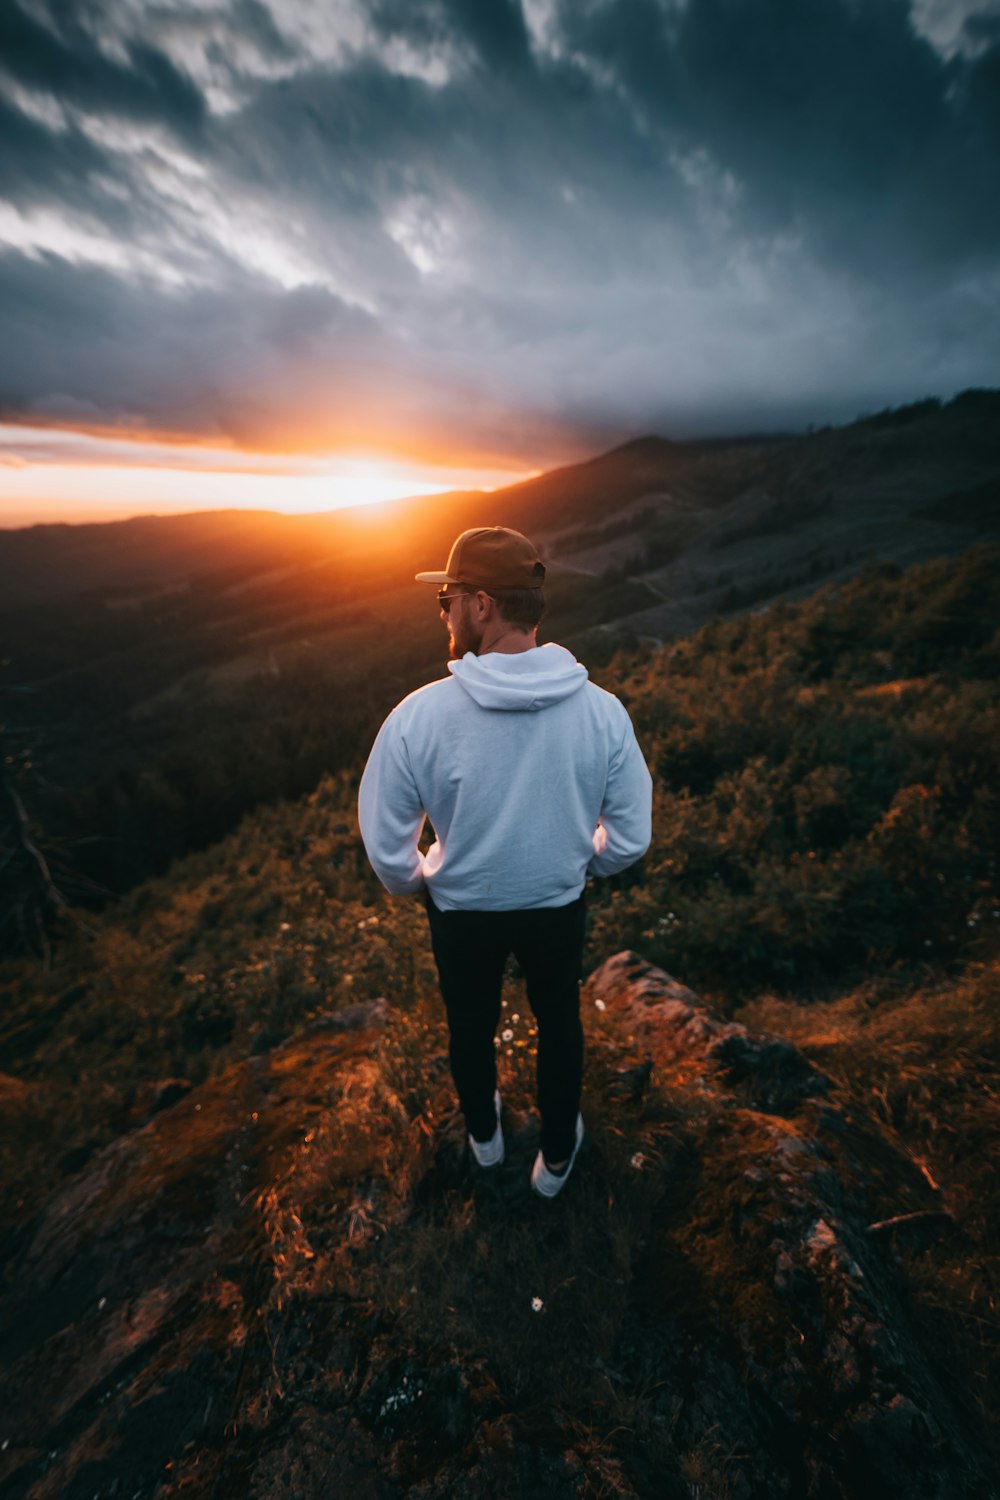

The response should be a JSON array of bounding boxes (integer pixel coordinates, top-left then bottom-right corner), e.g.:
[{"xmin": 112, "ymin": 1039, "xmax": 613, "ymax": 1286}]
[{"xmin": 448, "ymin": 613, "xmax": 483, "ymax": 660}]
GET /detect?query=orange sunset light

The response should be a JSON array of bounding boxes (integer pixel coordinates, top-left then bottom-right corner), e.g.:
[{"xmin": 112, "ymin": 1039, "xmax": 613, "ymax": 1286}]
[{"xmin": 0, "ymin": 425, "xmax": 536, "ymax": 527}]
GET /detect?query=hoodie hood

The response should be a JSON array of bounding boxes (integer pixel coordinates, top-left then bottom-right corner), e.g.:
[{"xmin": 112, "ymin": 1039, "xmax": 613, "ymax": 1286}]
[{"xmin": 448, "ymin": 642, "xmax": 589, "ymax": 711}]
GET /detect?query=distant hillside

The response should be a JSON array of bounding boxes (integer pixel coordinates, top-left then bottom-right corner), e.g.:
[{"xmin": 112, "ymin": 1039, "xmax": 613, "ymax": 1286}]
[
  {"xmin": 0, "ymin": 490, "xmax": 480, "ymax": 607},
  {"xmin": 538, "ymin": 388, "xmax": 1000, "ymax": 645},
  {"xmin": 2, "ymin": 390, "xmax": 998, "ymax": 610}
]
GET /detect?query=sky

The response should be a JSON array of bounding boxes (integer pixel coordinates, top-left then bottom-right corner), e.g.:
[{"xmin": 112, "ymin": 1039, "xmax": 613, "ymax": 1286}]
[{"xmin": 0, "ymin": 0, "xmax": 998, "ymax": 525}]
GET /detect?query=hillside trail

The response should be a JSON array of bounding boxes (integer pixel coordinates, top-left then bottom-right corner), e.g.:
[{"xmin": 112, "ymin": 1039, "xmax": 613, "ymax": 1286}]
[{"xmin": 0, "ymin": 958, "xmax": 995, "ymax": 1500}]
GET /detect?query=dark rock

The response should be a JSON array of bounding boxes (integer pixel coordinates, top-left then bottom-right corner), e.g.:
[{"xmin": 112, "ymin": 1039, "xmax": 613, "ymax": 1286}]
[
  {"xmin": 707, "ymin": 1031, "xmax": 830, "ymax": 1113},
  {"xmin": 56, "ymin": 1141, "xmax": 99, "ymax": 1176},
  {"xmin": 150, "ymin": 1078, "xmax": 193, "ymax": 1114},
  {"xmin": 588, "ymin": 950, "xmax": 829, "ymax": 1115},
  {"xmin": 608, "ymin": 1054, "xmax": 654, "ymax": 1102}
]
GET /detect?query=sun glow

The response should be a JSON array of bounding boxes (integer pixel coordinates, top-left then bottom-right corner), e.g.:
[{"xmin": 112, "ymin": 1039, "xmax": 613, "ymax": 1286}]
[{"xmin": 0, "ymin": 425, "xmax": 533, "ymax": 527}]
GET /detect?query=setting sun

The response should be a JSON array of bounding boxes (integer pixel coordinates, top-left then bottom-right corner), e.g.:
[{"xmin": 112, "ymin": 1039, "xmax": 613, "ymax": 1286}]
[{"xmin": 0, "ymin": 425, "xmax": 536, "ymax": 527}]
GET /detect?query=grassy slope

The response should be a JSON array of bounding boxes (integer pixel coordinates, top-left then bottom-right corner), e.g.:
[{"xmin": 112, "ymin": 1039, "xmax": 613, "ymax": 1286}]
[
  {"xmin": 2, "ymin": 544, "xmax": 999, "ymax": 1491},
  {"xmin": 2, "ymin": 544, "xmax": 997, "ymax": 1211}
]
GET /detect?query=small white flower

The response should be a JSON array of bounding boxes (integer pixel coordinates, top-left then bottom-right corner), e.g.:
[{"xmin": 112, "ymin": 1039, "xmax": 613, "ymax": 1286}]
[
  {"xmin": 501, "ymin": 1028, "xmax": 513, "ymax": 1042},
  {"xmin": 594, "ymin": 998, "xmax": 606, "ymax": 1011},
  {"xmin": 511, "ymin": 1013, "xmax": 520, "ymax": 1022},
  {"xmin": 531, "ymin": 1296, "xmax": 543, "ymax": 1312},
  {"xmin": 630, "ymin": 1152, "xmax": 645, "ymax": 1169}
]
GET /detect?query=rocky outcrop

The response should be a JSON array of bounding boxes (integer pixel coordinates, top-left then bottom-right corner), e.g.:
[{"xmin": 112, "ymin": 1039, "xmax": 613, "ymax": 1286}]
[
  {"xmin": 583, "ymin": 952, "xmax": 992, "ymax": 1499},
  {"xmin": 0, "ymin": 966, "xmax": 994, "ymax": 1499}
]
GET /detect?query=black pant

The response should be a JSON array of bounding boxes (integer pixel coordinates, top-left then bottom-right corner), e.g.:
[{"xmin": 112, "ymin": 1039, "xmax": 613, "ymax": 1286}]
[{"xmin": 424, "ymin": 891, "xmax": 586, "ymax": 1163}]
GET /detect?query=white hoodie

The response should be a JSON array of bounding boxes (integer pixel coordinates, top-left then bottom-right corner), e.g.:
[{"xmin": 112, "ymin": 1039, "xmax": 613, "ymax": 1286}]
[{"xmin": 358, "ymin": 642, "xmax": 652, "ymax": 911}]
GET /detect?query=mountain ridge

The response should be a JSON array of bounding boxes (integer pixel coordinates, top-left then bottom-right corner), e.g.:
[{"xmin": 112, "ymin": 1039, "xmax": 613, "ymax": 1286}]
[{"xmin": 2, "ymin": 389, "xmax": 998, "ymax": 610}]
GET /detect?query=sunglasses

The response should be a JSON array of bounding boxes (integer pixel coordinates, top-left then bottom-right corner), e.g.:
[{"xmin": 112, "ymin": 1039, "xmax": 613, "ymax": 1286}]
[{"xmin": 437, "ymin": 589, "xmax": 472, "ymax": 614}]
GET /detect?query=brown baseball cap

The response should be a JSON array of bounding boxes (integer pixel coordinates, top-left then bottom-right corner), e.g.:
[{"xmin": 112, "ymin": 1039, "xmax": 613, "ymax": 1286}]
[{"xmin": 415, "ymin": 526, "xmax": 546, "ymax": 589}]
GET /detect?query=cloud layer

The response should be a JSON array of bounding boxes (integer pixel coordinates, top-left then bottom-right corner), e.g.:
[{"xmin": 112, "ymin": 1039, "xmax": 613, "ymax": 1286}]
[{"xmin": 1, "ymin": 0, "xmax": 998, "ymax": 464}]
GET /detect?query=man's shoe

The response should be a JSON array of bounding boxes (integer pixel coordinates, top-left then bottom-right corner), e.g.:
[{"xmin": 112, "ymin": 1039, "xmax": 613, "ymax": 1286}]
[
  {"xmin": 468, "ymin": 1090, "xmax": 504, "ymax": 1168},
  {"xmin": 531, "ymin": 1114, "xmax": 585, "ymax": 1198}
]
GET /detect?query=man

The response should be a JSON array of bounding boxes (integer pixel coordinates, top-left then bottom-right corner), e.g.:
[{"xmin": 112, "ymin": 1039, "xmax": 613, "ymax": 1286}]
[{"xmin": 358, "ymin": 526, "xmax": 652, "ymax": 1196}]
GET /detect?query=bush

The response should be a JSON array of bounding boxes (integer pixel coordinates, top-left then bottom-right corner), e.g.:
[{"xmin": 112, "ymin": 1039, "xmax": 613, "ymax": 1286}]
[{"xmin": 590, "ymin": 545, "xmax": 1000, "ymax": 996}]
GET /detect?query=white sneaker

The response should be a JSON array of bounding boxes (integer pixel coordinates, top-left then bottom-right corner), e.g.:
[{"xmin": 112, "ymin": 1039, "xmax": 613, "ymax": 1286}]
[
  {"xmin": 530, "ymin": 1114, "xmax": 585, "ymax": 1198},
  {"xmin": 468, "ymin": 1090, "xmax": 504, "ymax": 1168}
]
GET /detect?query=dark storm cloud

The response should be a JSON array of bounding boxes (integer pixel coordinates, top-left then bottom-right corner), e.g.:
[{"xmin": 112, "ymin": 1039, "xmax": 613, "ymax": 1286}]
[
  {"xmin": 230, "ymin": 0, "xmax": 299, "ymax": 63},
  {"xmin": 964, "ymin": 7, "xmax": 1000, "ymax": 47},
  {"xmin": 0, "ymin": 0, "xmax": 205, "ymax": 137},
  {"xmin": 370, "ymin": 0, "xmax": 532, "ymax": 72},
  {"xmin": 0, "ymin": 250, "xmax": 373, "ymax": 432},
  {"xmin": 216, "ymin": 48, "xmax": 676, "ymax": 287},
  {"xmin": 556, "ymin": 0, "xmax": 1000, "ymax": 271},
  {"xmin": 0, "ymin": 91, "xmax": 107, "ymax": 203},
  {"xmin": 0, "ymin": 0, "xmax": 997, "ymax": 459},
  {"xmin": 551, "ymin": 0, "xmax": 682, "ymax": 114}
]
